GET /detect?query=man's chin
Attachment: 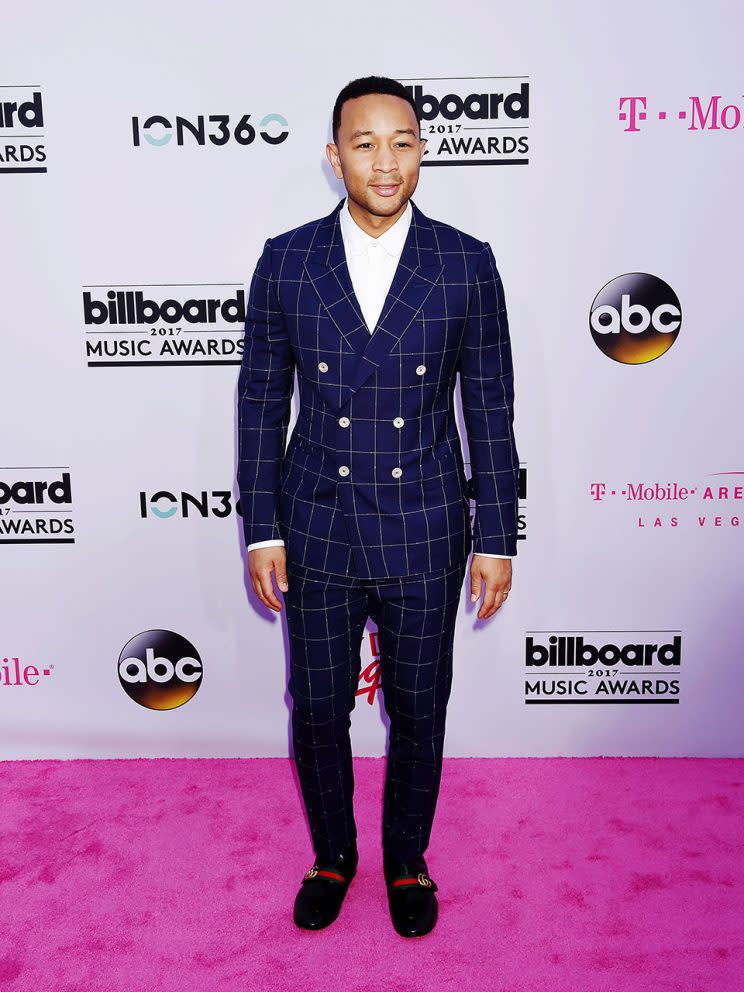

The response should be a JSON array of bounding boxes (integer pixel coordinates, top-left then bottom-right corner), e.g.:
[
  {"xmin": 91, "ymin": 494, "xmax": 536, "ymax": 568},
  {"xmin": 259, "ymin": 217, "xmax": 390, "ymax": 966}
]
[{"xmin": 362, "ymin": 189, "xmax": 409, "ymax": 214}]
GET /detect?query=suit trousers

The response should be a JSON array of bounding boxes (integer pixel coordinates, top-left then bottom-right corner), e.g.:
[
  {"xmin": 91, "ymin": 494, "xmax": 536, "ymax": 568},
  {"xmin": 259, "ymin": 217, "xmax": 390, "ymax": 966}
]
[{"xmin": 283, "ymin": 555, "xmax": 468, "ymax": 863}]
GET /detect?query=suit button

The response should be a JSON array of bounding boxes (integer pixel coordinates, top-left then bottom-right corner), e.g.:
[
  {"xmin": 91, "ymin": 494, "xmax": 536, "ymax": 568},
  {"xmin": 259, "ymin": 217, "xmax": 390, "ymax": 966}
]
[
  {"xmin": 393, "ymin": 417, "xmax": 404, "ymax": 428},
  {"xmin": 416, "ymin": 364, "xmax": 426, "ymax": 375},
  {"xmin": 392, "ymin": 467, "xmax": 402, "ymax": 478},
  {"xmin": 318, "ymin": 361, "xmax": 328, "ymax": 373},
  {"xmin": 339, "ymin": 417, "xmax": 350, "ymax": 427},
  {"xmin": 339, "ymin": 465, "xmax": 350, "ymax": 477}
]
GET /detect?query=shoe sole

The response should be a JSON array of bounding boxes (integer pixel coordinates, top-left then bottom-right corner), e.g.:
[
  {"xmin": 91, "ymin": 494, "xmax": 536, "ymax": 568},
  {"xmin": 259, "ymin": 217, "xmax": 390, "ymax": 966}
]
[{"xmin": 294, "ymin": 914, "xmax": 339, "ymax": 931}]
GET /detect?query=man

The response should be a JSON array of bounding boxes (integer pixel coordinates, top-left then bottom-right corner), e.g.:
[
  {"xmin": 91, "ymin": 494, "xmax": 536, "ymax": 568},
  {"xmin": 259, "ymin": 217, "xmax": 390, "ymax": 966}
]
[{"xmin": 237, "ymin": 75, "xmax": 520, "ymax": 938}]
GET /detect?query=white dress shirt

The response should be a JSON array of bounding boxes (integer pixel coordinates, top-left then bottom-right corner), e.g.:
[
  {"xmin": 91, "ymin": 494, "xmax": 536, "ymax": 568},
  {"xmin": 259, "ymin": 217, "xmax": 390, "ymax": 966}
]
[
  {"xmin": 339, "ymin": 193, "xmax": 413, "ymax": 333},
  {"xmin": 247, "ymin": 195, "xmax": 512, "ymax": 560}
]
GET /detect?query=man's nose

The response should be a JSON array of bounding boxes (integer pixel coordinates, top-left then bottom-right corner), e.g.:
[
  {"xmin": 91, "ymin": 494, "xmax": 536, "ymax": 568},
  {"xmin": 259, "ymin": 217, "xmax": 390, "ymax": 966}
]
[{"xmin": 373, "ymin": 153, "xmax": 400, "ymax": 172}]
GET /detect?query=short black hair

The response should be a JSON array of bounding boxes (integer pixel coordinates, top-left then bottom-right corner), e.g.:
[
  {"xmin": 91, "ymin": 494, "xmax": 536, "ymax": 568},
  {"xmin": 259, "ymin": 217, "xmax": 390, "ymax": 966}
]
[{"xmin": 332, "ymin": 75, "xmax": 420, "ymax": 144}]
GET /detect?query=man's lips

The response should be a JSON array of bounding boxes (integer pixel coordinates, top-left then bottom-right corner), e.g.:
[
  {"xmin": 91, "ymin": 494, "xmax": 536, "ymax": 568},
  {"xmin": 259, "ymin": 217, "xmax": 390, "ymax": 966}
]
[{"xmin": 370, "ymin": 183, "xmax": 401, "ymax": 197}]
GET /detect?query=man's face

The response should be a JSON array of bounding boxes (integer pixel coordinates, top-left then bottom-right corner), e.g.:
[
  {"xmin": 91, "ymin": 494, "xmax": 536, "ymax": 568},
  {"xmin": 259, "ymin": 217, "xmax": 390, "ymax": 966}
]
[{"xmin": 327, "ymin": 93, "xmax": 426, "ymax": 219}]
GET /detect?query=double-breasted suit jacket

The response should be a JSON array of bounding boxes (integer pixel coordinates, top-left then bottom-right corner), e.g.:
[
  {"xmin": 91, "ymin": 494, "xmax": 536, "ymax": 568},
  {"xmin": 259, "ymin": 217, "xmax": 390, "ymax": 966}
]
[{"xmin": 237, "ymin": 196, "xmax": 520, "ymax": 581}]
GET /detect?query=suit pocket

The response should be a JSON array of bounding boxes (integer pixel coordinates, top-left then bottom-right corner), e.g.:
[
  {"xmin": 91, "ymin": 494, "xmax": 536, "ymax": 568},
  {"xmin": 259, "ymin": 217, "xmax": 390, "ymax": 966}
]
[
  {"xmin": 420, "ymin": 448, "xmax": 454, "ymax": 480},
  {"xmin": 288, "ymin": 434, "xmax": 326, "ymax": 457},
  {"xmin": 421, "ymin": 444, "xmax": 465, "ymax": 477},
  {"xmin": 280, "ymin": 439, "xmax": 306, "ymax": 489},
  {"xmin": 419, "ymin": 445, "xmax": 469, "ymax": 506}
]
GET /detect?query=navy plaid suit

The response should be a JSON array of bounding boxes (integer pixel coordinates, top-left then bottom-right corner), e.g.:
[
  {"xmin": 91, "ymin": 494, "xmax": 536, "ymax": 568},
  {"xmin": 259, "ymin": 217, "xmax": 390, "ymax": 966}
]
[
  {"xmin": 237, "ymin": 196, "xmax": 519, "ymax": 579},
  {"xmin": 237, "ymin": 196, "xmax": 519, "ymax": 861}
]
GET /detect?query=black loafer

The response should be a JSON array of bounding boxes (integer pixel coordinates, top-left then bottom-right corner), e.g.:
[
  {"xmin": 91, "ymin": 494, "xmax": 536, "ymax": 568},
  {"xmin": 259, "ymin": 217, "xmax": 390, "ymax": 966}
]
[
  {"xmin": 383, "ymin": 852, "xmax": 439, "ymax": 938},
  {"xmin": 293, "ymin": 844, "xmax": 358, "ymax": 930}
]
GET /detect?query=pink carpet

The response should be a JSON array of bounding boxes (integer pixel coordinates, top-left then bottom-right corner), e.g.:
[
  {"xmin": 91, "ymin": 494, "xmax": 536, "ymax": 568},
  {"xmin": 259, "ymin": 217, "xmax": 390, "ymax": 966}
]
[{"xmin": 1, "ymin": 757, "xmax": 742, "ymax": 991}]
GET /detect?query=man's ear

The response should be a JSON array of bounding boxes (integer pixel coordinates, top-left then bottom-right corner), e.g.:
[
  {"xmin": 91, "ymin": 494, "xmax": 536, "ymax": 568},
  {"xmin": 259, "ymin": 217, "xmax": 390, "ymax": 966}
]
[{"xmin": 326, "ymin": 142, "xmax": 343, "ymax": 178}]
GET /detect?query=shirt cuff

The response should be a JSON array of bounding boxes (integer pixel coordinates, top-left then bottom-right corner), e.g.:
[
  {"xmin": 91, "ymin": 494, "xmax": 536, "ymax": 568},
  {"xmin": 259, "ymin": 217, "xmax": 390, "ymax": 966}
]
[{"xmin": 247, "ymin": 539, "xmax": 285, "ymax": 553}]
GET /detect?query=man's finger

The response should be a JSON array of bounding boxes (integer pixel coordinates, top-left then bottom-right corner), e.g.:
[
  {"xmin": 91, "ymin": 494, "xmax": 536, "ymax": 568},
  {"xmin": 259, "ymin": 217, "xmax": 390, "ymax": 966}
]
[
  {"xmin": 250, "ymin": 574, "xmax": 270, "ymax": 610},
  {"xmin": 487, "ymin": 585, "xmax": 511, "ymax": 619},
  {"xmin": 478, "ymin": 581, "xmax": 498, "ymax": 620},
  {"xmin": 250, "ymin": 575, "xmax": 261, "ymax": 601},
  {"xmin": 274, "ymin": 563, "xmax": 289, "ymax": 593},
  {"xmin": 257, "ymin": 567, "xmax": 283, "ymax": 612},
  {"xmin": 470, "ymin": 571, "xmax": 482, "ymax": 604}
]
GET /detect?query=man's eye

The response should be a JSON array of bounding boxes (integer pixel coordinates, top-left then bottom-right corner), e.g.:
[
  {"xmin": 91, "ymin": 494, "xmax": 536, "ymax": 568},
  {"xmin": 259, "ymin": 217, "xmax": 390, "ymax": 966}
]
[{"xmin": 355, "ymin": 142, "xmax": 412, "ymax": 149}]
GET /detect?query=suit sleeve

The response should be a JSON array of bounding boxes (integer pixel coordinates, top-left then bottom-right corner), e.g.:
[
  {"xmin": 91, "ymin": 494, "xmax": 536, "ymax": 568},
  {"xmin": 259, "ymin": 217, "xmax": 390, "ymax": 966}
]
[
  {"xmin": 236, "ymin": 238, "xmax": 295, "ymax": 548},
  {"xmin": 457, "ymin": 241, "xmax": 520, "ymax": 557}
]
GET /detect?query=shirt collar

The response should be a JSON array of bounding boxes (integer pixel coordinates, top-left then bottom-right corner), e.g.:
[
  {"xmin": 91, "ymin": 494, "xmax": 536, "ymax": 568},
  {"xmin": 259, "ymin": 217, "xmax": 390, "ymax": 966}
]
[{"xmin": 339, "ymin": 195, "xmax": 412, "ymax": 258}]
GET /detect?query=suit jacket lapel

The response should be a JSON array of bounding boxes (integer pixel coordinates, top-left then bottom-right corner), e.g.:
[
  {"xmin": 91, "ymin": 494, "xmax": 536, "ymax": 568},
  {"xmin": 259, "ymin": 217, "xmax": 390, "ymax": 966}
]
[
  {"xmin": 302, "ymin": 199, "xmax": 371, "ymax": 357},
  {"xmin": 303, "ymin": 196, "xmax": 445, "ymax": 405}
]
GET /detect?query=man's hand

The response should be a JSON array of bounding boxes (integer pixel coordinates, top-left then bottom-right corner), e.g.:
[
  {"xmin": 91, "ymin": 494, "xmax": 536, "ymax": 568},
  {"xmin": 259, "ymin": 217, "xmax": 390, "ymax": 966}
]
[
  {"xmin": 248, "ymin": 546, "xmax": 289, "ymax": 613},
  {"xmin": 470, "ymin": 555, "xmax": 512, "ymax": 620}
]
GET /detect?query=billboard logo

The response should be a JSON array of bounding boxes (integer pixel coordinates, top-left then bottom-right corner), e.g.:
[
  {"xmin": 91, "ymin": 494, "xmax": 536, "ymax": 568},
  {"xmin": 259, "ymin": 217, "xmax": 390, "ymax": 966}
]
[
  {"xmin": 0, "ymin": 468, "xmax": 75, "ymax": 544},
  {"xmin": 83, "ymin": 284, "xmax": 246, "ymax": 367},
  {"xmin": 399, "ymin": 77, "xmax": 529, "ymax": 166},
  {"xmin": 524, "ymin": 630, "xmax": 683, "ymax": 704},
  {"xmin": 0, "ymin": 87, "xmax": 47, "ymax": 173}
]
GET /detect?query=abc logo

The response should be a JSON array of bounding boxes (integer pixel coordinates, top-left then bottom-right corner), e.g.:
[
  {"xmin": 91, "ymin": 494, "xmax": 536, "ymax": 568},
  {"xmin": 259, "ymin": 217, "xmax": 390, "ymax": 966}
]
[
  {"xmin": 590, "ymin": 273, "xmax": 681, "ymax": 364},
  {"xmin": 118, "ymin": 629, "xmax": 203, "ymax": 710}
]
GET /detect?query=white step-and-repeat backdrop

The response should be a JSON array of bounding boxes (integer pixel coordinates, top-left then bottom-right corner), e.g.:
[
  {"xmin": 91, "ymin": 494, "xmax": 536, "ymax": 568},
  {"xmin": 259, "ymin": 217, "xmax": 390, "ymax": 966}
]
[{"xmin": 2, "ymin": 1, "xmax": 742, "ymax": 758}]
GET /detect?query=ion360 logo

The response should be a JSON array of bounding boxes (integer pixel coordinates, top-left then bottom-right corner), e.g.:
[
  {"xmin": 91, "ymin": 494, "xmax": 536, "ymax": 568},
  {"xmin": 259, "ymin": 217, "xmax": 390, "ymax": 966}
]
[
  {"xmin": 131, "ymin": 112, "xmax": 288, "ymax": 147},
  {"xmin": 590, "ymin": 273, "xmax": 682, "ymax": 364},
  {"xmin": 118, "ymin": 629, "xmax": 203, "ymax": 710}
]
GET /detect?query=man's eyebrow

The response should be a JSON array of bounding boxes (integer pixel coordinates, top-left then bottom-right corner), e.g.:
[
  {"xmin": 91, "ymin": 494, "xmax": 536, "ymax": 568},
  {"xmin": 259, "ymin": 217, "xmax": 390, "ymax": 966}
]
[{"xmin": 348, "ymin": 128, "xmax": 417, "ymax": 140}]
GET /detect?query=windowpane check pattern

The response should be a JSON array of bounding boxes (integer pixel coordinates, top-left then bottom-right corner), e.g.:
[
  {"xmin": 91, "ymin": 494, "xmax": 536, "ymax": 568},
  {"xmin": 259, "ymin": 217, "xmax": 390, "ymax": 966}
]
[
  {"xmin": 284, "ymin": 557, "xmax": 468, "ymax": 863},
  {"xmin": 237, "ymin": 196, "xmax": 520, "ymax": 580}
]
